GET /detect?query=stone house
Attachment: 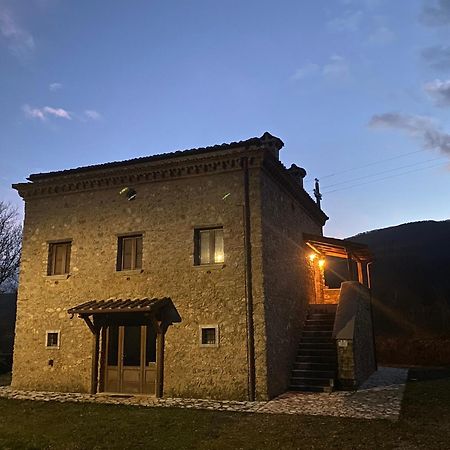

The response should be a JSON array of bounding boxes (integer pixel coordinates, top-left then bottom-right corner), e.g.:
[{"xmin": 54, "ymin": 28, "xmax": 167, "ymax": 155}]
[{"xmin": 11, "ymin": 132, "xmax": 375, "ymax": 401}]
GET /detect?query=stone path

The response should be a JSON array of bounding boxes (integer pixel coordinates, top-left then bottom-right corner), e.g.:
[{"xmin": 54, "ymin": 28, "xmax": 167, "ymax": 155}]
[{"xmin": 0, "ymin": 366, "xmax": 408, "ymax": 421}]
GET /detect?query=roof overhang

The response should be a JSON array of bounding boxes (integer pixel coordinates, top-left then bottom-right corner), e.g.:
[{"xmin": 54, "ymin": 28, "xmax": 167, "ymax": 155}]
[
  {"xmin": 68, "ymin": 297, "xmax": 181, "ymax": 330},
  {"xmin": 303, "ymin": 233, "xmax": 372, "ymax": 262}
]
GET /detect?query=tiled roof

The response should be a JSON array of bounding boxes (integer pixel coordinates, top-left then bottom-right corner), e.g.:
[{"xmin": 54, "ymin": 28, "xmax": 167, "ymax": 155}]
[{"xmin": 29, "ymin": 132, "xmax": 284, "ymax": 181}]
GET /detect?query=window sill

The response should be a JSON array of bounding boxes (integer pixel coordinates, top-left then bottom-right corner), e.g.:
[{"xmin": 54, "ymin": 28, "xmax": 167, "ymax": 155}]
[
  {"xmin": 114, "ymin": 269, "xmax": 144, "ymax": 276},
  {"xmin": 193, "ymin": 264, "xmax": 226, "ymax": 270},
  {"xmin": 44, "ymin": 274, "xmax": 70, "ymax": 280},
  {"xmin": 199, "ymin": 344, "xmax": 220, "ymax": 348}
]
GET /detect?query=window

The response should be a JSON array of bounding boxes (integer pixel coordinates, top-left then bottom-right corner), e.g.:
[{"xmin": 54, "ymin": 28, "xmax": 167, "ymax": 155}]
[
  {"xmin": 117, "ymin": 235, "xmax": 143, "ymax": 271},
  {"xmin": 199, "ymin": 325, "xmax": 219, "ymax": 347},
  {"xmin": 48, "ymin": 241, "xmax": 71, "ymax": 275},
  {"xmin": 195, "ymin": 227, "xmax": 224, "ymax": 265},
  {"xmin": 46, "ymin": 331, "xmax": 60, "ymax": 348}
]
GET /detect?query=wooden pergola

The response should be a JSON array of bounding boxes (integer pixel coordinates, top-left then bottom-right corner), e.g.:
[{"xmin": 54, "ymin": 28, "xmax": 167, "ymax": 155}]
[
  {"xmin": 68, "ymin": 297, "xmax": 181, "ymax": 397},
  {"xmin": 303, "ymin": 233, "xmax": 373, "ymax": 288}
]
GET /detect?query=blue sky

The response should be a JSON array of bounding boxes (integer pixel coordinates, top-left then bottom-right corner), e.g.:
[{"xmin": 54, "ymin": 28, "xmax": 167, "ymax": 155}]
[{"xmin": 1, "ymin": 0, "xmax": 450, "ymax": 237}]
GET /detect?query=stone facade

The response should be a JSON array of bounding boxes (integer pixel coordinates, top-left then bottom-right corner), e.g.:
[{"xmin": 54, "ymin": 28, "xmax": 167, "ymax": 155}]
[{"xmin": 11, "ymin": 133, "xmax": 327, "ymax": 400}]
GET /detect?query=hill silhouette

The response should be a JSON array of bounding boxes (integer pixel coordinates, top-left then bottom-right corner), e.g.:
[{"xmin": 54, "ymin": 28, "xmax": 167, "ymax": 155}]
[{"xmin": 348, "ymin": 220, "xmax": 450, "ymax": 365}]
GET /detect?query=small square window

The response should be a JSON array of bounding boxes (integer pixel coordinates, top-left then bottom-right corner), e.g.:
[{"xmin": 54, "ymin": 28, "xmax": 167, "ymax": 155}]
[
  {"xmin": 117, "ymin": 235, "xmax": 143, "ymax": 271},
  {"xmin": 46, "ymin": 331, "xmax": 60, "ymax": 348},
  {"xmin": 48, "ymin": 241, "xmax": 71, "ymax": 275},
  {"xmin": 199, "ymin": 325, "xmax": 219, "ymax": 347},
  {"xmin": 194, "ymin": 227, "xmax": 224, "ymax": 265}
]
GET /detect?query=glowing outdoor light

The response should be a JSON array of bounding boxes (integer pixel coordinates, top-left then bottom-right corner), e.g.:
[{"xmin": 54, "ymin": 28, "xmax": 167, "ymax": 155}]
[
  {"xmin": 308, "ymin": 253, "xmax": 317, "ymax": 262},
  {"xmin": 318, "ymin": 259, "xmax": 325, "ymax": 269}
]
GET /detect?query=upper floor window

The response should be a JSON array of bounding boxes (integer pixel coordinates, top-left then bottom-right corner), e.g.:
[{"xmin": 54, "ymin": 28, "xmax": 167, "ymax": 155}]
[
  {"xmin": 195, "ymin": 227, "xmax": 224, "ymax": 265},
  {"xmin": 48, "ymin": 241, "xmax": 71, "ymax": 275},
  {"xmin": 117, "ymin": 235, "xmax": 143, "ymax": 271}
]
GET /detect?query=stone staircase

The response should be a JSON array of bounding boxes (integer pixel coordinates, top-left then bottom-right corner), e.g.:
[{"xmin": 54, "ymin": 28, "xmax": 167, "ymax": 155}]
[{"xmin": 289, "ymin": 304, "xmax": 338, "ymax": 392}]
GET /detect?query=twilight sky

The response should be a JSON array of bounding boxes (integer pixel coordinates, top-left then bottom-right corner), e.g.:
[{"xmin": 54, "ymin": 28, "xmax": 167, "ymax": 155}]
[{"xmin": 1, "ymin": 0, "xmax": 449, "ymax": 237}]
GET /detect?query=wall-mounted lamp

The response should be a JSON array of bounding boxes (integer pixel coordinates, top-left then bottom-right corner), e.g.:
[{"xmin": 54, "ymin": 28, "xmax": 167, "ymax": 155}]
[
  {"xmin": 318, "ymin": 259, "xmax": 326, "ymax": 269},
  {"xmin": 308, "ymin": 253, "xmax": 317, "ymax": 262},
  {"xmin": 119, "ymin": 187, "xmax": 137, "ymax": 201}
]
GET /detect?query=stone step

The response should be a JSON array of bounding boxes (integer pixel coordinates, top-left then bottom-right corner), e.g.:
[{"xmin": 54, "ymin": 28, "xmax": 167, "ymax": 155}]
[
  {"xmin": 305, "ymin": 319, "xmax": 335, "ymax": 326},
  {"xmin": 302, "ymin": 330, "xmax": 333, "ymax": 338},
  {"xmin": 300, "ymin": 337, "xmax": 334, "ymax": 344},
  {"xmin": 291, "ymin": 369, "xmax": 336, "ymax": 379},
  {"xmin": 297, "ymin": 349, "xmax": 337, "ymax": 358},
  {"xmin": 290, "ymin": 376, "xmax": 334, "ymax": 387},
  {"xmin": 296, "ymin": 355, "xmax": 337, "ymax": 363},
  {"xmin": 293, "ymin": 361, "xmax": 336, "ymax": 371},
  {"xmin": 303, "ymin": 325, "xmax": 334, "ymax": 332},
  {"xmin": 299, "ymin": 342, "xmax": 335, "ymax": 350},
  {"xmin": 307, "ymin": 314, "xmax": 336, "ymax": 320},
  {"xmin": 289, "ymin": 385, "xmax": 327, "ymax": 393}
]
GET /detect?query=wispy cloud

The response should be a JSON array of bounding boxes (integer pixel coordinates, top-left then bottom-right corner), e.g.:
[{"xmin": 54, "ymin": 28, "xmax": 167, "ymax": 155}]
[
  {"xmin": 367, "ymin": 25, "xmax": 395, "ymax": 45},
  {"xmin": 23, "ymin": 104, "xmax": 72, "ymax": 121},
  {"xmin": 291, "ymin": 55, "xmax": 350, "ymax": 82},
  {"xmin": 291, "ymin": 63, "xmax": 319, "ymax": 81},
  {"xmin": 0, "ymin": 7, "xmax": 35, "ymax": 61},
  {"xmin": 421, "ymin": 46, "xmax": 450, "ymax": 71},
  {"xmin": 369, "ymin": 112, "xmax": 450, "ymax": 154},
  {"xmin": 84, "ymin": 109, "xmax": 102, "ymax": 120},
  {"xmin": 327, "ymin": 10, "xmax": 363, "ymax": 32},
  {"xmin": 49, "ymin": 82, "xmax": 63, "ymax": 91},
  {"xmin": 323, "ymin": 55, "xmax": 350, "ymax": 80},
  {"xmin": 424, "ymin": 79, "xmax": 450, "ymax": 106},
  {"xmin": 420, "ymin": 0, "xmax": 450, "ymax": 27}
]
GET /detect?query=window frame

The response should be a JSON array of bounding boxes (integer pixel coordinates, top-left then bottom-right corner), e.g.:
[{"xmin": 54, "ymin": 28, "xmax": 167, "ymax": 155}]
[
  {"xmin": 116, "ymin": 234, "xmax": 143, "ymax": 271},
  {"xmin": 45, "ymin": 330, "xmax": 60, "ymax": 349},
  {"xmin": 194, "ymin": 226, "xmax": 224, "ymax": 266},
  {"xmin": 199, "ymin": 324, "xmax": 219, "ymax": 348},
  {"xmin": 47, "ymin": 240, "xmax": 72, "ymax": 276}
]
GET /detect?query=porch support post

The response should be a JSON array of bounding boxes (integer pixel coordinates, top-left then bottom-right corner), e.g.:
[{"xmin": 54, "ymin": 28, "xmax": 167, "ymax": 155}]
[
  {"xmin": 346, "ymin": 251, "xmax": 354, "ymax": 281},
  {"xmin": 90, "ymin": 323, "xmax": 100, "ymax": 395},
  {"xmin": 156, "ymin": 322, "xmax": 169, "ymax": 398},
  {"xmin": 99, "ymin": 325, "xmax": 107, "ymax": 393},
  {"xmin": 356, "ymin": 260, "xmax": 364, "ymax": 285}
]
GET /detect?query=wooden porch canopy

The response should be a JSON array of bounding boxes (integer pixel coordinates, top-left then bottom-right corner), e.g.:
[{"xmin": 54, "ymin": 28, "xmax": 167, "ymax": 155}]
[
  {"xmin": 67, "ymin": 297, "xmax": 181, "ymax": 396},
  {"xmin": 303, "ymin": 233, "xmax": 372, "ymax": 262}
]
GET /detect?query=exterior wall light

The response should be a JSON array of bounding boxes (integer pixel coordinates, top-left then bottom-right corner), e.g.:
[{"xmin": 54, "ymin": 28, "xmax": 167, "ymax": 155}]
[
  {"xmin": 318, "ymin": 259, "xmax": 325, "ymax": 269},
  {"xmin": 309, "ymin": 253, "xmax": 317, "ymax": 262},
  {"xmin": 119, "ymin": 187, "xmax": 137, "ymax": 201}
]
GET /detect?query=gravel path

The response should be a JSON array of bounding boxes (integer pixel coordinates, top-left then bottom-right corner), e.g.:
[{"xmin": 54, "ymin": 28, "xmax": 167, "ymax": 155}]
[{"xmin": 0, "ymin": 366, "xmax": 408, "ymax": 421}]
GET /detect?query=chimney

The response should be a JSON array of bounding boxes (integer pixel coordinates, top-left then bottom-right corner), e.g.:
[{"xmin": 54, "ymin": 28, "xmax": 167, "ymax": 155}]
[
  {"xmin": 288, "ymin": 164, "xmax": 307, "ymax": 188},
  {"xmin": 260, "ymin": 132, "xmax": 284, "ymax": 161}
]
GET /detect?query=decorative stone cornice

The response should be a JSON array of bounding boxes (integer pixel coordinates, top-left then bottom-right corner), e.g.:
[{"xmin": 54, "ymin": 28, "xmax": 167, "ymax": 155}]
[{"xmin": 13, "ymin": 147, "xmax": 265, "ymax": 200}]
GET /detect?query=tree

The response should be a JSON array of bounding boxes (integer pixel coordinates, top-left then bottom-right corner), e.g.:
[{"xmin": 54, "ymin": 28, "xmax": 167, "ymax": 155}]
[{"xmin": 0, "ymin": 202, "xmax": 22, "ymax": 293}]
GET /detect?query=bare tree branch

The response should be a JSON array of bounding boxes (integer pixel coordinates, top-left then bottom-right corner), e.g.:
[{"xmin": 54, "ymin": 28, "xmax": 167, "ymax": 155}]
[{"xmin": 0, "ymin": 202, "xmax": 22, "ymax": 293}]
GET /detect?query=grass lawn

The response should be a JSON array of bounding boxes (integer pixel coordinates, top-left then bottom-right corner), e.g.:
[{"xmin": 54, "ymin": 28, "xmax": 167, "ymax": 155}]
[{"xmin": 0, "ymin": 369, "xmax": 449, "ymax": 449}]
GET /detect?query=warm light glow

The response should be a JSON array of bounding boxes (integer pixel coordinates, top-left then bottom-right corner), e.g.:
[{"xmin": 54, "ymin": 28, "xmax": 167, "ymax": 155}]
[
  {"xmin": 308, "ymin": 253, "xmax": 317, "ymax": 262},
  {"xmin": 318, "ymin": 259, "xmax": 325, "ymax": 269}
]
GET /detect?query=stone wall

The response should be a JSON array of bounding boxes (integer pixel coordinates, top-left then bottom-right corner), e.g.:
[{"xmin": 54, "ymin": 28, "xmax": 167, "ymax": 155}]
[
  {"xmin": 333, "ymin": 282, "xmax": 376, "ymax": 389},
  {"xmin": 260, "ymin": 170, "xmax": 322, "ymax": 398},
  {"xmin": 12, "ymin": 160, "xmax": 268, "ymax": 400},
  {"xmin": 324, "ymin": 288, "xmax": 340, "ymax": 304}
]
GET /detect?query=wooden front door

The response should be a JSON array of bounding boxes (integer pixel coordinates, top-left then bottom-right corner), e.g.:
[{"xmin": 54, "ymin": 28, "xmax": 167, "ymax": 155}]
[{"xmin": 104, "ymin": 324, "xmax": 157, "ymax": 395}]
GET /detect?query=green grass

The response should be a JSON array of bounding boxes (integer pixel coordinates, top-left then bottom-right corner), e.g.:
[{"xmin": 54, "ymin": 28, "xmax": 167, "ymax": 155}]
[{"xmin": 0, "ymin": 369, "xmax": 449, "ymax": 449}]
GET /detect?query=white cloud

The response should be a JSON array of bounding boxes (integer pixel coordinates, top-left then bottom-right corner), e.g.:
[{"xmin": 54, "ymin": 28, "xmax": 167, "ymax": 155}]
[
  {"xmin": 291, "ymin": 63, "xmax": 319, "ymax": 81},
  {"xmin": 328, "ymin": 10, "xmax": 363, "ymax": 32},
  {"xmin": 84, "ymin": 109, "xmax": 102, "ymax": 120},
  {"xmin": 424, "ymin": 79, "xmax": 450, "ymax": 106},
  {"xmin": 367, "ymin": 26, "xmax": 395, "ymax": 45},
  {"xmin": 0, "ymin": 8, "xmax": 35, "ymax": 61},
  {"xmin": 49, "ymin": 82, "xmax": 63, "ymax": 91},
  {"xmin": 369, "ymin": 112, "xmax": 450, "ymax": 155},
  {"xmin": 23, "ymin": 104, "xmax": 72, "ymax": 121},
  {"xmin": 322, "ymin": 54, "xmax": 350, "ymax": 80}
]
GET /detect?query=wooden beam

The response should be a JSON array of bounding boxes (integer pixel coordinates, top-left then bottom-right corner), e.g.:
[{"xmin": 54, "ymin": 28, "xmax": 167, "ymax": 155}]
[
  {"xmin": 91, "ymin": 326, "xmax": 100, "ymax": 395},
  {"xmin": 357, "ymin": 261, "xmax": 364, "ymax": 284},
  {"xmin": 82, "ymin": 315, "xmax": 96, "ymax": 334},
  {"xmin": 98, "ymin": 326, "xmax": 107, "ymax": 393},
  {"xmin": 156, "ymin": 329, "xmax": 165, "ymax": 398}
]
